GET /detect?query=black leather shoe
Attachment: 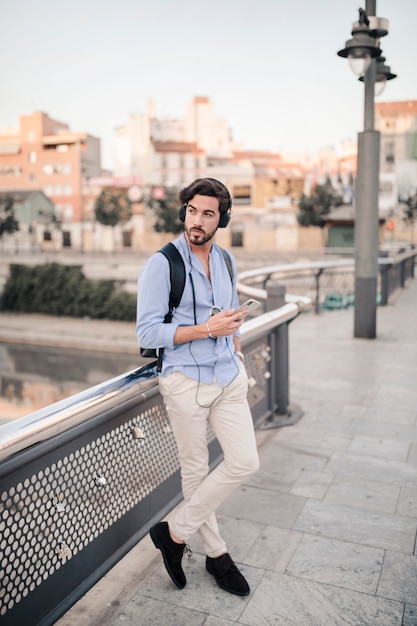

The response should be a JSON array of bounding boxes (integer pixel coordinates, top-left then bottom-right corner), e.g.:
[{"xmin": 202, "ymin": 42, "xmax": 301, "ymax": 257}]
[
  {"xmin": 150, "ymin": 522, "xmax": 191, "ymax": 589},
  {"xmin": 206, "ymin": 553, "xmax": 250, "ymax": 596}
]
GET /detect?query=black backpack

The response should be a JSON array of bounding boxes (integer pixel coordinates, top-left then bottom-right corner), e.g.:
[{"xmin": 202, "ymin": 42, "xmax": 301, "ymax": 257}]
[{"xmin": 140, "ymin": 242, "xmax": 234, "ymax": 371}]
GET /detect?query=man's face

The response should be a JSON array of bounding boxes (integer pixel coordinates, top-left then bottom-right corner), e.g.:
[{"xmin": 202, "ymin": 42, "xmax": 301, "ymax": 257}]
[{"xmin": 184, "ymin": 194, "xmax": 221, "ymax": 246}]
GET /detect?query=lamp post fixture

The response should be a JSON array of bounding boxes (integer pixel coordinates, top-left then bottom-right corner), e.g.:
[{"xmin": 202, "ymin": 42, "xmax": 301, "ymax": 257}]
[{"xmin": 338, "ymin": 1, "xmax": 396, "ymax": 339}]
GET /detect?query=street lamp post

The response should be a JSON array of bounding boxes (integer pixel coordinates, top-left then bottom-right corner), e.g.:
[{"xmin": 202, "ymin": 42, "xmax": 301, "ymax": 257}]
[{"xmin": 338, "ymin": 1, "xmax": 396, "ymax": 339}]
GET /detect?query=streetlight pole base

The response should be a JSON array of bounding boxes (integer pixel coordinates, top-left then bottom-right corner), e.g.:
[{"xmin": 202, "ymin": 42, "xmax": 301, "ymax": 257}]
[
  {"xmin": 354, "ymin": 276, "xmax": 377, "ymax": 338},
  {"xmin": 259, "ymin": 406, "xmax": 304, "ymax": 430}
]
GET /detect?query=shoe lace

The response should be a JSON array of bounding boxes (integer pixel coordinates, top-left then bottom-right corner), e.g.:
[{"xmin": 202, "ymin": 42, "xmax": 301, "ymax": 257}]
[{"xmin": 183, "ymin": 544, "xmax": 193, "ymax": 559}]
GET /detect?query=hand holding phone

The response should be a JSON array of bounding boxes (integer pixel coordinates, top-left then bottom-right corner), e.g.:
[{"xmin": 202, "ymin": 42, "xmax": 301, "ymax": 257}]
[{"xmin": 235, "ymin": 298, "xmax": 261, "ymax": 316}]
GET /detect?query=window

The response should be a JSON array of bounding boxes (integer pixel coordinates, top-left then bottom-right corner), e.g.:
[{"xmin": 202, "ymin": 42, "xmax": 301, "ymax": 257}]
[
  {"xmin": 28, "ymin": 150, "xmax": 37, "ymax": 163},
  {"xmin": 385, "ymin": 142, "xmax": 395, "ymax": 164},
  {"xmin": 43, "ymin": 231, "xmax": 52, "ymax": 241},
  {"xmin": 63, "ymin": 184, "xmax": 73, "ymax": 196},
  {"xmin": 0, "ymin": 166, "xmax": 22, "ymax": 176},
  {"xmin": 63, "ymin": 204, "xmax": 73, "ymax": 219},
  {"xmin": 233, "ymin": 185, "xmax": 251, "ymax": 206}
]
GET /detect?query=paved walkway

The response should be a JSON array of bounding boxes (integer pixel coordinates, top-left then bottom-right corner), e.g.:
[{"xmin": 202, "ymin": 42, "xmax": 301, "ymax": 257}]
[{"xmin": 40, "ymin": 280, "xmax": 417, "ymax": 625}]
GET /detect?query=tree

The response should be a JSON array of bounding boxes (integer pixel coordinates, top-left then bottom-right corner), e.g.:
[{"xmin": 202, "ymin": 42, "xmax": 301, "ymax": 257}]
[
  {"xmin": 94, "ymin": 188, "xmax": 132, "ymax": 250},
  {"xmin": 94, "ymin": 188, "xmax": 132, "ymax": 227},
  {"xmin": 38, "ymin": 207, "xmax": 62, "ymax": 229},
  {"xmin": 298, "ymin": 177, "xmax": 343, "ymax": 227},
  {"xmin": 0, "ymin": 194, "xmax": 19, "ymax": 240},
  {"xmin": 146, "ymin": 186, "xmax": 183, "ymax": 234}
]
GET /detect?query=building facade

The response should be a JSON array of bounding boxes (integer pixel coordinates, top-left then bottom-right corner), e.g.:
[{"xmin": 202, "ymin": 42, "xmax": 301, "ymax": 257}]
[{"xmin": 0, "ymin": 112, "xmax": 101, "ymax": 249}]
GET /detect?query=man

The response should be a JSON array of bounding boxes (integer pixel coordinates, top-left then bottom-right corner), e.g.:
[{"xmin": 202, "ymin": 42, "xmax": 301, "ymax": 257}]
[{"xmin": 136, "ymin": 177, "xmax": 259, "ymax": 596}]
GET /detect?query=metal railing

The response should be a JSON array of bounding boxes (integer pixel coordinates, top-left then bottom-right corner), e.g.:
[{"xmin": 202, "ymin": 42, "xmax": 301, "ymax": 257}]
[
  {"xmin": 237, "ymin": 250, "xmax": 417, "ymax": 312},
  {"xmin": 0, "ymin": 297, "xmax": 302, "ymax": 626},
  {"xmin": 1, "ymin": 250, "xmax": 415, "ymax": 625}
]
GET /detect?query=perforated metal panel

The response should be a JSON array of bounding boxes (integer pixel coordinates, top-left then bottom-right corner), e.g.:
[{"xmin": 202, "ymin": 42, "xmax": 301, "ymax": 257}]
[
  {"xmin": 0, "ymin": 400, "xmax": 180, "ymax": 620},
  {"xmin": 0, "ymin": 334, "xmax": 273, "ymax": 624}
]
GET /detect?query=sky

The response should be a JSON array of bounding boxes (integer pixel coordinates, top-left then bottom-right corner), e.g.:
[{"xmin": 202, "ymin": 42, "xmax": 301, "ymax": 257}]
[{"xmin": 2, "ymin": 0, "xmax": 417, "ymax": 171}]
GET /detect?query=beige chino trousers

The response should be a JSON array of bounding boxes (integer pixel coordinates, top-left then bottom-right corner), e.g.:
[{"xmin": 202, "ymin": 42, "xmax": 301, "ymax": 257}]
[{"xmin": 158, "ymin": 363, "xmax": 259, "ymax": 558}]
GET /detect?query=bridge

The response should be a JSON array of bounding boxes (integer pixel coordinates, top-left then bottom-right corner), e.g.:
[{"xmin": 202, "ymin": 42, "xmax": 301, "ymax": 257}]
[{"xmin": 0, "ymin": 252, "xmax": 416, "ymax": 626}]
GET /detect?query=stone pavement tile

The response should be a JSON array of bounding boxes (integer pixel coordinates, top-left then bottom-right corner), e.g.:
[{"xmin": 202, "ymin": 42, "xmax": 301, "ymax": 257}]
[
  {"xmin": 378, "ymin": 551, "xmax": 417, "ymax": 604},
  {"xmin": 347, "ymin": 435, "xmax": 410, "ymax": 462},
  {"xmin": 271, "ymin": 423, "xmax": 326, "ymax": 448},
  {"xmin": 140, "ymin": 552, "xmax": 264, "ymax": 622},
  {"xmin": 240, "ymin": 571, "xmax": 403, "ymax": 626},
  {"xmin": 319, "ymin": 432, "xmax": 353, "ymax": 452},
  {"xmin": 324, "ymin": 474, "xmax": 400, "ymax": 514},
  {"xmin": 368, "ymin": 386, "xmax": 417, "ymax": 414},
  {"xmin": 247, "ymin": 462, "xmax": 302, "ymax": 494},
  {"xmin": 298, "ymin": 412, "xmax": 354, "ymax": 434},
  {"xmin": 294, "ymin": 383, "xmax": 373, "ymax": 408},
  {"xmin": 109, "ymin": 595, "xmax": 207, "ymax": 626},
  {"xmin": 409, "ymin": 444, "xmax": 417, "ymax": 465},
  {"xmin": 365, "ymin": 406, "xmax": 417, "ymax": 426},
  {"xmin": 384, "ymin": 358, "xmax": 417, "ymax": 379},
  {"xmin": 244, "ymin": 526, "xmax": 303, "ymax": 572},
  {"xmin": 203, "ymin": 616, "xmax": 252, "ymax": 626},
  {"xmin": 403, "ymin": 604, "xmax": 417, "ymax": 626},
  {"xmin": 219, "ymin": 484, "xmax": 306, "ymax": 529},
  {"xmin": 255, "ymin": 440, "xmax": 333, "ymax": 475},
  {"xmin": 289, "ymin": 470, "xmax": 333, "ymax": 499},
  {"xmin": 397, "ymin": 486, "xmax": 417, "ymax": 517},
  {"xmin": 246, "ymin": 439, "xmax": 333, "ymax": 494},
  {"xmin": 325, "ymin": 451, "xmax": 417, "ymax": 488},
  {"xmin": 347, "ymin": 419, "xmax": 417, "ymax": 444},
  {"xmin": 338, "ymin": 404, "xmax": 368, "ymax": 418},
  {"xmin": 189, "ymin": 515, "xmax": 264, "ymax": 563},
  {"xmin": 293, "ymin": 500, "xmax": 417, "ymax": 553},
  {"xmin": 285, "ymin": 534, "xmax": 384, "ymax": 594}
]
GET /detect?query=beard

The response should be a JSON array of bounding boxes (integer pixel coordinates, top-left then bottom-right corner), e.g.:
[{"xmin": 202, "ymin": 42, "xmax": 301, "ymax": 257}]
[{"xmin": 185, "ymin": 225, "xmax": 217, "ymax": 246}]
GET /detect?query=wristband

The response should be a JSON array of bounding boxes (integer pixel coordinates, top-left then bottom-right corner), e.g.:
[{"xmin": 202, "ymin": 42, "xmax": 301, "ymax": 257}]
[
  {"xmin": 235, "ymin": 351, "xmax": 245, "ymax": 361},
  {"xmin": 205, "ymin": 321, "xmax": 215, "ymax": 339}
]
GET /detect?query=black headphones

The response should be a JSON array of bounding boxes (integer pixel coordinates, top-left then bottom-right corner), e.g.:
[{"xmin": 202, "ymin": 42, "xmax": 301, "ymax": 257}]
[
  {"xmin": 179, "ymin": 178, "xmax": 232, "ymax": 228},
  {"xmin": 179, "ymin": 204, "xmax": 231, "ymax": 228}
]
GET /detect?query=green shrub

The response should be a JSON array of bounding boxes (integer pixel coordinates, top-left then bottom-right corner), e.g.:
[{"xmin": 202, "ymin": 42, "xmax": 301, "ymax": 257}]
[{"xmin": 1, "ymin": 263, "xmax": 136, "ymax": 321}]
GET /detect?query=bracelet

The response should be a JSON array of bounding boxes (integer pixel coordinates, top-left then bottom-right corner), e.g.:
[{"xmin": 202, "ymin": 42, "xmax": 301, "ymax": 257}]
[
  {"xmin": 235, "ymin": 351, "xmax": 245, "ymax": 361},
  {"xmin": 205, "ymin": 321, "xmax": 215, "ymax": 339}
]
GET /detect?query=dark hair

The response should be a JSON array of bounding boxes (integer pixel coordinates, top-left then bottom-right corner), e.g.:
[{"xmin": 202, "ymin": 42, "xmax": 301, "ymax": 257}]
[{"xmin": 179, "ymin": 178, "xmax": 232, "ymax": 215}]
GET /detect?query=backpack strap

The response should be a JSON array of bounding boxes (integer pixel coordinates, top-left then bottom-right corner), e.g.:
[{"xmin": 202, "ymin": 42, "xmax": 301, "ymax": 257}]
[
  {"xmin": 154, "ymin": 242, "xmax": 186, "ymax": 372},
  {"xmin": 219, "ymin": 247, "xmax": 234, "ymax": 284},
  {"xmin": 158, "ymin": 242, "xmax": 186, "ymax": 322}
]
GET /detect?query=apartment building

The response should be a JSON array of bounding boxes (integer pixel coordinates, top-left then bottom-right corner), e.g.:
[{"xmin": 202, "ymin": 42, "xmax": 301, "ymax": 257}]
[
  {"xmin": 114, "ymin": 97, "xmax": 238, "ymax": 186},
  {"xmin": 375, "ymin": 100, "xmax": 417, "ymax": 206},
  {"xmin": 0, "ymin": 111, "xmax": 101, "ymax": 248}
]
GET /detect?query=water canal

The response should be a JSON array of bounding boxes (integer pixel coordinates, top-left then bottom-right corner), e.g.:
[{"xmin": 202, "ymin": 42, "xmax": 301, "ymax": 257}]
[{"xmin": 0, "ymin": 342, "xmax": 141, "ymax": 422}]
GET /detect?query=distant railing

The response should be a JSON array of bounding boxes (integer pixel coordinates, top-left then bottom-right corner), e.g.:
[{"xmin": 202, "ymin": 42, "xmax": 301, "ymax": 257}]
[
  {"xmin": 237, "ymin": 250, "xmax": 417, "ymax": 312},
  {"xmin": 0, "ymin": 295, "xmax": 303, "ymax": 626}
]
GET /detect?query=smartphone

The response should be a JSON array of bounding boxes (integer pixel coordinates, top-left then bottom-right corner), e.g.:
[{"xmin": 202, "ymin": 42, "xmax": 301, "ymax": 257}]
[{"xmin": 235, "ymin": 298, "xmax": 262, "ymax": 315}]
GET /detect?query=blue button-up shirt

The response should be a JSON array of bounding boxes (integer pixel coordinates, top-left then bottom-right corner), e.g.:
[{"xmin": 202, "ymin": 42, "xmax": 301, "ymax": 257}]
[{"xmin": 136, "ymin": 234, "xmax": 240, "ymax": 386}]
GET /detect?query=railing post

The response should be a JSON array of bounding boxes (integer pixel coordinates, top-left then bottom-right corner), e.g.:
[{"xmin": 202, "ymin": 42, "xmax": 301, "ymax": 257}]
[
  {"xmin": 266, "ymin": 281, "xmax": 286, "ymax": 311},
  {"xmin": 379, "ymin": 264, "xmax": 389, "ymax": 306},
  {"xmin": 275, "ymin": 321, "xmax": 289, "ymax": 416},
  {"xmin": 315, "ymin": 268, "xmax": 323, "ymax": 314},
  {"xmin": 260, "ymin": 281, "xmax": 303, "ymax": 429}
]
